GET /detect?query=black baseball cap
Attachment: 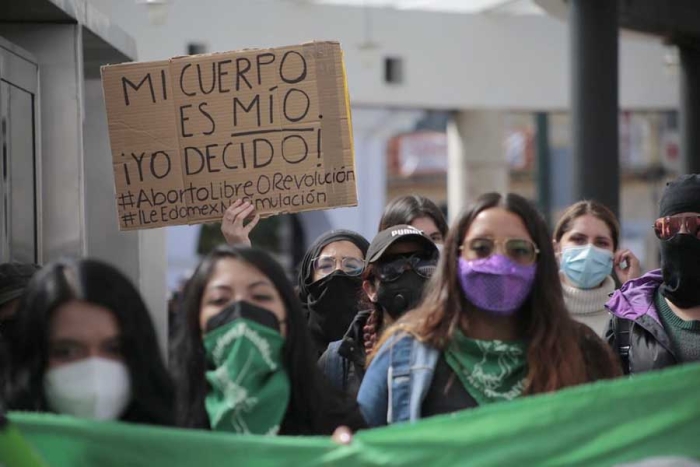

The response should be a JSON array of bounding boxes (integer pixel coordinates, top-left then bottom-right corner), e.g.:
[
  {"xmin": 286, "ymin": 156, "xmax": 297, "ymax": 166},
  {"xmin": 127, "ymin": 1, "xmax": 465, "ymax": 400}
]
[
  {"xmin": 366, "ymin": 224, "xmax": 438, "ymax": 264},
  {"xmin": 0, "ymin": 262, "xmax": 41, "ymax": 307}
]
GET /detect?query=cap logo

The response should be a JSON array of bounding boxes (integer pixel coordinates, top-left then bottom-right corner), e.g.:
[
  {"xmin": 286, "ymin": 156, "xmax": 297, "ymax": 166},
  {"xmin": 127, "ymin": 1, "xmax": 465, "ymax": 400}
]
[{"xmin": 390, "ymin": 226, "xmax": 422, "ymax": 237}]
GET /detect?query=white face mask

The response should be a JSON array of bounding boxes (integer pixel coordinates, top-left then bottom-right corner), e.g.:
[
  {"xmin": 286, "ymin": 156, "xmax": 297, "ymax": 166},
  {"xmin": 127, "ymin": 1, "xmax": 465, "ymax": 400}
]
[{"xmin": 44, "ymin": 357, "xmax": 132, "ymax": 421}]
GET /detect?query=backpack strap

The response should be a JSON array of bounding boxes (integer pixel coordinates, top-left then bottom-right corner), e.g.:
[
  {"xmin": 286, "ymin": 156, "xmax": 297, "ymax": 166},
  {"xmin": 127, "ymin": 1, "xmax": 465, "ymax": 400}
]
[{"xmin": 611, "ymin": 316, "xmax": 632, "ymax": 375}]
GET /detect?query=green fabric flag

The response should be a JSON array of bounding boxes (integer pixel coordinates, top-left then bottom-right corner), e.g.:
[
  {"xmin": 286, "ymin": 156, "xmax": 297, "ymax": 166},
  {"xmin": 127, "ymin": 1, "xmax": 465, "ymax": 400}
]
[
  {"xmin": 3, "ymin": 363, "xmax": 700, "ymax": 467},
  {"xmin": 0, "ymin": 415, "xmax": 47, "ymax": 467},
  {"xmin": 444, "ymin": 332, "xmax": 528, "ymax": 405}
]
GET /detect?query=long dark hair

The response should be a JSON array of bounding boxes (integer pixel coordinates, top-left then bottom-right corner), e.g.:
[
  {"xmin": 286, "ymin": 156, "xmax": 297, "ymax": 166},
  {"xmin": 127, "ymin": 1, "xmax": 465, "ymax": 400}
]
[
  {"xmin": 172, "ymin": 245, "xmax": 363, "ymax": 435},
  {"xmin": 7, "ymin": 259, "xmax": 174, "ymax": 426},
  {"xmin": 379, "ymin": 195, "xmax": 448, "ymax": 238},
  {"xmin": 0, "ymin": 340, "xmax": 9, "ymax": 411},
  {"xmin": 375, "ymin": 193, "xmax": 620, "ymax": 393}
]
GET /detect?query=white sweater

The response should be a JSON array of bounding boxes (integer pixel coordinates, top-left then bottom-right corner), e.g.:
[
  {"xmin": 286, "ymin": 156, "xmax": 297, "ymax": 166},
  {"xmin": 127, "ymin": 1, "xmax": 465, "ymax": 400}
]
[{"xmin": 561, "ymin": 275, "xmax": 616, "ymax": 337}]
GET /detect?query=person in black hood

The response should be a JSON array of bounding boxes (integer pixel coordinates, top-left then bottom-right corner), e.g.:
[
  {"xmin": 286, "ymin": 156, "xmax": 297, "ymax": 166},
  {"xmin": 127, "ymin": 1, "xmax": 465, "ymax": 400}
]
[
  {"xmin": 606, "ymin": 174, "xmax": 700, "ymax": 374},
  {"xmin": 297, "ymin": 230, "xmax": 370, "ymax": 358},
  {"xmin": 319, "ymin": 224, "xmax": 438, "ymax": 396}
]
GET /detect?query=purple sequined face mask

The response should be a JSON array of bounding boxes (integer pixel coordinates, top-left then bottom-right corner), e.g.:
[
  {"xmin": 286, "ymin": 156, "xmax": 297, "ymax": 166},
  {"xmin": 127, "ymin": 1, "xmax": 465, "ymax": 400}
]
[{"xmin": 457, "ymin": 255, "xmax": 537, "ymax": 316}]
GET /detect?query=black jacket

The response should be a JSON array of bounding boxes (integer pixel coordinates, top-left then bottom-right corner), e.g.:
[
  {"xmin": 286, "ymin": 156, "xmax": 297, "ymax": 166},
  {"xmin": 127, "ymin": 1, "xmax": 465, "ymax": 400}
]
[
  {"xmin": 605, "ymin": 270, "xmax": 678, "ymax": 375},
  {"xmin": 318, "ymin": 309, "xmax": 371, "ymax": 398}
]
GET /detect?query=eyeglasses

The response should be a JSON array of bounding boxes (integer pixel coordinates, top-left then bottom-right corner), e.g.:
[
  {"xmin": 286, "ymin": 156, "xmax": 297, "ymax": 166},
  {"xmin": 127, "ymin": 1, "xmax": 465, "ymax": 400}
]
[
  {"xmin": 653, "ymin": 215, "xmax": 700, "ymax": 241},
  {"xmin": 313, "ymin": 256, "xmax": 365, "ymax": 278},
  {"xmin": 461, "ymin": 238, "xmax": 540, "ymax": 266},
  {"xmin": 375, "ymin": 253, "xmax": 437, "ymax": 282}
]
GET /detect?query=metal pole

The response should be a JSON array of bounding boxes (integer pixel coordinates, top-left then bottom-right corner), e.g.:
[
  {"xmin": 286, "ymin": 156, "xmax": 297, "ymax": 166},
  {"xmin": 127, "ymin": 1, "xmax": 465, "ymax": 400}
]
[
  {"xmin": 535, "ymin": 112, "xmax": 551, "ymax": 226},
  {"xmin": 570, "ymin": 0, "xmax": 620, "ymax": 217},
  {"xmin": 680, "ymin": 43, "xmax": 700, "ymax": 174}
]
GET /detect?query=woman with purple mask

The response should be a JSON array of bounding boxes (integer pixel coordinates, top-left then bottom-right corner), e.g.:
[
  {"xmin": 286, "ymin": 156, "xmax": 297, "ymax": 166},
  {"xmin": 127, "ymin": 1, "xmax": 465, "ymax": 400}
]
[{"xmin": 357, "ymin": 193, "xmax": 621, "ymax": 426}]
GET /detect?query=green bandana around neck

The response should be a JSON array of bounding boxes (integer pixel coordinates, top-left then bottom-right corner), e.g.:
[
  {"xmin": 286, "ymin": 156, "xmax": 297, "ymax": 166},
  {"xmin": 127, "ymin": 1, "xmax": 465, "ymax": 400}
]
[
  {"xmin": 444, "ymin": 330, "xmax": 528, "ymax": 406},
  {"xmin": 203, "ymin": 316, "xmax": 290, "ymax": 436}
]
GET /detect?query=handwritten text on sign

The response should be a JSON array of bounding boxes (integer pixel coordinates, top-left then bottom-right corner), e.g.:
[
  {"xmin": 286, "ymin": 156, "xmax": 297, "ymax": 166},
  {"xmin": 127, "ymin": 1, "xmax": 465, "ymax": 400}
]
[{"xmin": 101, "ymin": 42, "xmax": 357, "ymax": 230}]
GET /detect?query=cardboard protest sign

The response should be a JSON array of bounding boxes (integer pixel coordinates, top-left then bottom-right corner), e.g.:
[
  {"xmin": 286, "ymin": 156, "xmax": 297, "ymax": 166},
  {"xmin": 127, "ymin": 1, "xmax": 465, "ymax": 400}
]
[{"xmin": 101, "ymin": 42, "xmax": 357, "ymax": 230}]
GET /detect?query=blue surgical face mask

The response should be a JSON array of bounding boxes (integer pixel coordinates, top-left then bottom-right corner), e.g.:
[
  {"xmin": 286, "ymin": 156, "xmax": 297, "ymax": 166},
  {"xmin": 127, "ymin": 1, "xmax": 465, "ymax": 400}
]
[{"xmin": 560, "ymin": 244, "xmax": 614, "ymax": 289}]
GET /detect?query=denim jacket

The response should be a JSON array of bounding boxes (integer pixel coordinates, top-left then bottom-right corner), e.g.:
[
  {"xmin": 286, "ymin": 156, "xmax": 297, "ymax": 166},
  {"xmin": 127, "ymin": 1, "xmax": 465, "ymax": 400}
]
[{"xmin": 356, "ymin": 333, "xmax": 439, "ymax": 427}]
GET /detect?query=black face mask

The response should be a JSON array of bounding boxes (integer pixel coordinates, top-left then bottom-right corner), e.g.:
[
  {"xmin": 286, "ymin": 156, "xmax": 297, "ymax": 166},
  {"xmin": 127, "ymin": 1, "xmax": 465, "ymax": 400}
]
[
  {"xmin": 205, "ymin": 300, "xmax": 281, "ymax": 334},
  {"xmin": 375, "ymin": 270, "xmax": 427, "ymax": 320},
  {"xmin": 660, "ymin": 234, "xmax": 700, "ymax": 308},
  {"xmin": 307, "ymin": 272, "xmax": 362, "ymax": 342}
]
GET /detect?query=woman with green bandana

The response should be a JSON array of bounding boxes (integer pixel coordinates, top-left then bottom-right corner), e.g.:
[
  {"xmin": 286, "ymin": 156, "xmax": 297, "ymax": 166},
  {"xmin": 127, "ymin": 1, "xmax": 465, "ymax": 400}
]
[
  {"xmin": 358, "ymin": 193, "xmax": 622, "ymax": 426},
  {"xmin": 172, "ymin": 245, "xmax": 366, "ymax": 435}
]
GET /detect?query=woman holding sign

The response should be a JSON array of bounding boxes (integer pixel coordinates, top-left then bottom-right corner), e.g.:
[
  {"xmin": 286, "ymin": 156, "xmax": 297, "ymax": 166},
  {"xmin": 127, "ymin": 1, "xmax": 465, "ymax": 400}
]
[
  {"xmin": 357, "ymin": 193, "xmax": 622, "ymax": 426},
  {"xmin": 172, "ymin": 245, "xmax": 366, "ymax": 435}
]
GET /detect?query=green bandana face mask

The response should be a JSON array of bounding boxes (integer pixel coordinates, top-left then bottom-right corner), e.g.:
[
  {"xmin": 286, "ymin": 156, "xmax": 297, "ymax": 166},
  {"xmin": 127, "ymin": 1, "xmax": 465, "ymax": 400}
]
[
  {"xmin": 444, "ymin": 330, "xmax": 528, "ymax": 406},
  {"xmin": 203, "ymin": 301, "xmax": 291, "ymax": 435}
]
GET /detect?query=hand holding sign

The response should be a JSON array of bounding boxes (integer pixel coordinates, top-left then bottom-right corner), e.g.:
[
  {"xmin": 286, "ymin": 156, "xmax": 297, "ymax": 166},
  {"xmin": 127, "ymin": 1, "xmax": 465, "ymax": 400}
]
[
  {"xmin": 221, "ymin": 199, "xmax": 260, "ymax": 247},
  {"xmin": 101, "ymin": 42, "xmax": 357, "ymax": 231}
]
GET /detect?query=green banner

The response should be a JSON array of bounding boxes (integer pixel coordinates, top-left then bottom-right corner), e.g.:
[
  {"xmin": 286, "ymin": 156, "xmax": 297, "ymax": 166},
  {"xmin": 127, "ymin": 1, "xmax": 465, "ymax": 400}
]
[{"xmin": 2, "ymin": 362, "xmax": 700, "ymax": 467}]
